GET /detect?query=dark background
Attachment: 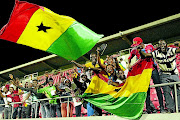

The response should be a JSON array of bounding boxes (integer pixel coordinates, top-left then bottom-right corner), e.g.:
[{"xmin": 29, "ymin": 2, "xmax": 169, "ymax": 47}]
[{"xmin": 0, "ymin": 0, "xmax": 179, "ymax": 71}]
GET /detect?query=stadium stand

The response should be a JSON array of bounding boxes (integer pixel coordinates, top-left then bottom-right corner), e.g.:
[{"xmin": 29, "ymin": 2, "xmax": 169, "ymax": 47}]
[{"xmin": 0, "ymin": 13, "xmax": 180, "ymax": 120}]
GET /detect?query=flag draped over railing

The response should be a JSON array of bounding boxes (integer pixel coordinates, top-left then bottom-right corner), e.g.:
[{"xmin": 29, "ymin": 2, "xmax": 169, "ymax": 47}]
[{"xmin": 82, "ymin": 58, "xmax": 154, "ymax": 119}]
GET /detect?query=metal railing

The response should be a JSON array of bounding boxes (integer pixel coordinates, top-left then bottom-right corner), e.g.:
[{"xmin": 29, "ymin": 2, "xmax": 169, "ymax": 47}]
[
  {"xmin": 0, "ymin": 81, "xmax": 180, "ymax": 119},
  {"xmin": 150, "ymin": 81, "xmax": 180, "ymax": 113},
  {"xmin": 33, "ymin": 96, "xmax": 72, "ymax": 118},
  {"xmin": 0, "ymin": 95, "xmax": 72, "ymax": 119}
]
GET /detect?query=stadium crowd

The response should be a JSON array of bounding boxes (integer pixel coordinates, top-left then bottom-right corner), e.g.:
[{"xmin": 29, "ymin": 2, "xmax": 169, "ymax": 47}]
[{"xmin": 0, "ymin": 37, "xmax": 180, "ymax": 119}]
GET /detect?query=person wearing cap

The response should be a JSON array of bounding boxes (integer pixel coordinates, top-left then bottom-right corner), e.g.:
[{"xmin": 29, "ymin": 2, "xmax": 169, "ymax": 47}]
[
  {"xmin": 128, "ymin": 37, "xmax": 165, "ymax": 113},
  {"xmin": 6, "ymin": 86, "xmax": 21, "ymax": 119},
  {"xmin": 11, "ymin": 77, "xmax": 45, "ymax": 118},
  {"xmin": 127, "ymin": 37, "xmax": 142, "ymax": 67},
  {"xmin": 0, "ymin": 85, "xmax": 12, "ymax": 119},
  {"xmin": 38, "ymin": 77, "xmax": 60, "ymax": 118}
]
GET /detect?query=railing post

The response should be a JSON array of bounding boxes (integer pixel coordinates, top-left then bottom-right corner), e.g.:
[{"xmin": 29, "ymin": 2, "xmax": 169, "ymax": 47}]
[
  {"xmin": 67, "ymin": 97, "xmax": 70, "ymax": 117},
  {"xmin": 11, "ymin": 103, "xmax": 14, "ymax": 119},
  {"xmin": 174, "ymin": 84, "xmax": 179, "ymax": 113},
  {"xmin": 35, "ymin": 101, "xmax": 38, "ymax": 118}
]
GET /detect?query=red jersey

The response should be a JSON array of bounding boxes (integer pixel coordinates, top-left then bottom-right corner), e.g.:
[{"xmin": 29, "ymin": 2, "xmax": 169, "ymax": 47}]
[
  {"xmin": 128, "ymin": 44, "xmax": 155, "ymax": 60},
  {"xmin": 7, "ymin": 90, "xmax": 20, "ymax": 108}
]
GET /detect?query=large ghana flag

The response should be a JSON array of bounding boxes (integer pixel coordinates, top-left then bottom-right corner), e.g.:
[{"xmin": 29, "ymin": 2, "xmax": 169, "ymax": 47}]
[
  {"xmin": 82, "ymin": 58, "xmax": 153, "ymax": 119},
  {"xmin": 0, "ymin": 0, "xmax": 103, "ymax": 60}
]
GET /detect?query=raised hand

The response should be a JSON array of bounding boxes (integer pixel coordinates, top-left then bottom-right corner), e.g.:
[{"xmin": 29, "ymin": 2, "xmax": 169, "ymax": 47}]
[{"xmin": 9, "ymin": 74, "xmax": 14, "ymax": 80}]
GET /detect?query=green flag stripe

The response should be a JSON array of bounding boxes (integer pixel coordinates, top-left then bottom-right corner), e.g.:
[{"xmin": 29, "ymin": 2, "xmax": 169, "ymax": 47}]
[
  {"xmin": 47, "ymin": 21, "xmax": 103, "ymax": 60},
  {"xmin": 82, "ymin": 92, "xmax": 147, "ymax": 119}
]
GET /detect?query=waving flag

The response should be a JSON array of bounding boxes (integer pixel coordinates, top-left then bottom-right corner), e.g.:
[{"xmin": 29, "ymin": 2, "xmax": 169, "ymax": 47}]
[
  {"xmin": 0, "ymin": 0, "xmax": 103, "ymax": 60},
  {"xmin": 82, "ymin": 58, "xmax": 153, "ymax": 119}
]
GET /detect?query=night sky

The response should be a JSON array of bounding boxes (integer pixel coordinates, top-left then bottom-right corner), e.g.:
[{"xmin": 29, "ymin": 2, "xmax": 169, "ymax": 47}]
[{"xmin": 0, "ymin": 0, "xmax": 179, "ymax": 71}]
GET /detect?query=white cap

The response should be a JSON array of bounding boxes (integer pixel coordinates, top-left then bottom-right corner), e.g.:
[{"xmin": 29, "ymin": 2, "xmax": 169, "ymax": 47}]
[{"xmin": 1, "ymin": 86, "xmax": 5, "ymax": 90}]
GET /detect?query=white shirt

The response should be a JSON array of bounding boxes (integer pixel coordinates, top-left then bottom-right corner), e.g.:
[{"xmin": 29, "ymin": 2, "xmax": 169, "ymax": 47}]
[
  {"xmin": 65, "ymin": 83, "xmax": 83, "ymax": 107},
  {"xmin": 152, "ymin": 47, "xmax": 178, "ymax": 74},
  {"xmin": 2, "ymin": 91, "xmax": 12, "ymax": 107},
  {"xmin": 22, "ymin": 91, "xmax": 31, "ymax": 105}
]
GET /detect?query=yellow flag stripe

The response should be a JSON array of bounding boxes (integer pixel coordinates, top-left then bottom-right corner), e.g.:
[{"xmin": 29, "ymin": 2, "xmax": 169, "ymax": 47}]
[
  {"xmin": 85, "ymin": 68, "xmax": 152, "ymax": 98},
  {"xmin": 17, "ymin": 7, "xmax": 76, "ymax": 51},
  {"xmin": 85, "ymin": 75, "xmax": 119, "ymax": 96},
  {"xmin": 114, "ymin": 68, "xmax": 152, "ymax": 98}
]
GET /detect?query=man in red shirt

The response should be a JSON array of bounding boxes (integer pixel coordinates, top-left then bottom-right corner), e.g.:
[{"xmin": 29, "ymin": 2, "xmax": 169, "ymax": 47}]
[
  {"xmin": 128, "ymin": 37, "xmax": 155, "ymax": 67},
  {"xmin": 7, "ymin": 87, "xmax": 21, "ymax": 119},
  {"xmin": 128, "ymin": 37, "xmax": 165, "ymax": 113}
]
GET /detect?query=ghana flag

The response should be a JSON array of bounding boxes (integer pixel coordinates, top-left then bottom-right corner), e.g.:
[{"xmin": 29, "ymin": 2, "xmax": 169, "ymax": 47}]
[
  {"xmin": 0, "ymin": 0, "xmax": 103, "ymax": 60},
  {"xmin": 82, "ymin": 58, "xmax": 153, "ymax": 119}
]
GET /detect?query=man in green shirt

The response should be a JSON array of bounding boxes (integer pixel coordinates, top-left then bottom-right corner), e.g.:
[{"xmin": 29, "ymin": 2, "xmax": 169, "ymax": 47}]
[{"xmin": 38, "ymin": 78, "xmax": 60, "ymax": 118}]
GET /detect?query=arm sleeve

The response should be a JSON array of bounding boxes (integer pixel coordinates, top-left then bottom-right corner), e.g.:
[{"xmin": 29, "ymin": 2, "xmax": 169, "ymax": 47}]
[
  {"xmin": 128, "ymin": 48, "xmax": 138, "ymax": 60},
  {"xmin": 73, "ymin": 77, "xmax": 86, "ymax": 92},
  {"xmin": 151, "ymin": 45, "xmax": 156, "ymax": 51},
  {"xmin": 128, "ymin": 50, "xmax": 135, "ymax": 60},
  {"xmin": 151, "ymin": 51, "xmax": 156, "ymax": 59},
  {"xmin": 73, "ymin": 77, "xmax": 82, "ymax": 88},
  {"xmin": 172, "ymin": 48, "xmax": 177, "ymax": 55},
  {"xmin": 6, "ymin": 95, "xmax": 12, "ymax": 98},
  {"xmin": 38, "ymin": 87, "xmax": 46, "ymax": 93}
]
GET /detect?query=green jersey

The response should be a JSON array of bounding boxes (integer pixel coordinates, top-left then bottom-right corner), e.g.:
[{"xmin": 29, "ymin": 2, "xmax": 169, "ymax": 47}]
[{"xmin": 38, "ymin": 85, "xmax": 59, "ymax": 104}]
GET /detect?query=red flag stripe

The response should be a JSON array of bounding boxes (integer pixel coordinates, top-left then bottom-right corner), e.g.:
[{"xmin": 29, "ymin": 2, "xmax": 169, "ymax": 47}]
[
  {"xmin": 0, "ymin": 1, "xmax": 40, "ymax": 42},
  {"xmin": 127, "ymin": 58, "xmax": 154, "ymax": 77}
]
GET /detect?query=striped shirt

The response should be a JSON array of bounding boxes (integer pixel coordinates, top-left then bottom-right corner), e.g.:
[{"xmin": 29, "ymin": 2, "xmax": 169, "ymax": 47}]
[{"xmin": 151, "ymin": 47, "xmax": 178, "ymax": 74}]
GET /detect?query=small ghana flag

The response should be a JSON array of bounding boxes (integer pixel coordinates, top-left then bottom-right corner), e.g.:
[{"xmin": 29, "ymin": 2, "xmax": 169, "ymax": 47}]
[
  {"xmin": 81, "ymin": 58, "xmax": 153, "ymax": 119},
  {"xmin": 0, "ymin": 0, "xmax": 103, "ymax": 60}
]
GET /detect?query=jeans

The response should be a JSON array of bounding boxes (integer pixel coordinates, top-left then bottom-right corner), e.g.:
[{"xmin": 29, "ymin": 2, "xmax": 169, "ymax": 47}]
[
  {"xmin": 87, "ymin": 103, "xmax": 102, "ymax": 116},
  {"xmin": 4, "ymin": 107, "xmax": 11, "ymax": 119},
  {"xmin": 160, "ymin": 74, "xmax": 180, "ymax": 111},
  {"xmin": 56, "ymin": 103, "xmax": 61, "ymax": 117},
  {"xmin": 12, "ymin": 107, "xmax": 20, "ymax": 119},
  {"xmin": 75, "ymin": 104, "xmax": 82, "ymax": 117},
  {"xmin": 22, "ymin": 105, "xmax": 31, "ymax": 118},
  {"xmin": 146, "ymin": 68, "xmax": 164, "ymax": 112},
  {"xmin": 50, "ymin": 104, "xmax": 56, "ymax": 117},
  {"xmin": 87, "ymin": 102, "xmax": 94, "ymax": 116},
  {"xmin": 31, "ymin": 102, "xmax": 40, "ymax": 118},
  {"xmin": 40, "ymin": 102, "xmax": 50, "ymax": 118}
]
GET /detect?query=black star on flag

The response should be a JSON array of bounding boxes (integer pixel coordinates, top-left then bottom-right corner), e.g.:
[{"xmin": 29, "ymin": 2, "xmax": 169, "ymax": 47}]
[{"xmin": 37, "ymin": 22, "xmax": 51, "ymax": 32}]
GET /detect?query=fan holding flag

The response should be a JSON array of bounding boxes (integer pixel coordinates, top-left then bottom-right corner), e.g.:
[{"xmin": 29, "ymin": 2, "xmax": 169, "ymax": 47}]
[{"xmin": 0, "ymin": 0, "xmax": 155, "ymax": 119}]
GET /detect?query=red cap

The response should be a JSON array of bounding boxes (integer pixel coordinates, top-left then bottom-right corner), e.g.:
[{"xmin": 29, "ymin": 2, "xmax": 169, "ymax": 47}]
[
  {"xmin": 131, "ymin": 37, "xmax": 143, "ymax": 47},
  {"xmin": 5, "ymin": 84, "xmax": 10, "ymax": 90}
]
